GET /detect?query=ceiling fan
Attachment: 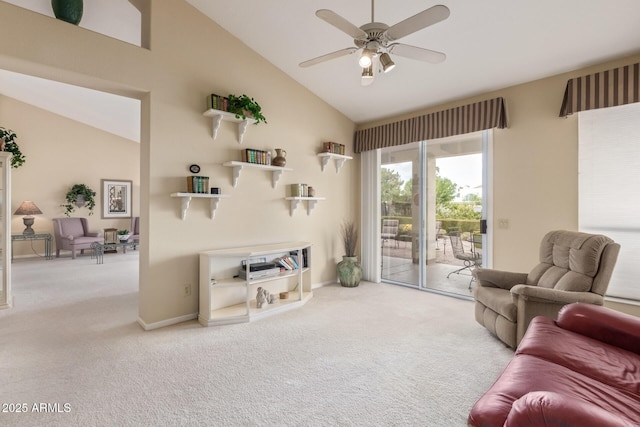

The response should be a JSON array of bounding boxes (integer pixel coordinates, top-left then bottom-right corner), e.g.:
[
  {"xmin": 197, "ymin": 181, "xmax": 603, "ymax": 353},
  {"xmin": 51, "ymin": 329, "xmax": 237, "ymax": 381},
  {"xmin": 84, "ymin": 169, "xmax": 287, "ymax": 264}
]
[{"xmin": 299, "ymin": 1, "xmax": 450, "ymax": 86}]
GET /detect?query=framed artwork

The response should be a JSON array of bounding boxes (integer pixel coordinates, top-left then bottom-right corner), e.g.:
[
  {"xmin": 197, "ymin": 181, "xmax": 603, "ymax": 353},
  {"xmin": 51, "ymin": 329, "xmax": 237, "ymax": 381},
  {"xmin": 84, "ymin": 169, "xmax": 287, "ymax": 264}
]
[{"xmin": 101, "ymin": 179, "xmax": 132, "ymax": 219}]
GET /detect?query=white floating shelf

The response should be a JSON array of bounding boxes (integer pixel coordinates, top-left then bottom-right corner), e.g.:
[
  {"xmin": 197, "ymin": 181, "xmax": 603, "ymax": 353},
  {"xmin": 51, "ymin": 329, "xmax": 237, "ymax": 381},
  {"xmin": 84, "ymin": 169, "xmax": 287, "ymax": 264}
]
[
  {"xmin": 203, "ymin": 109, "xmax": 257, "ymax": 144},
  {"xmin": 317, "ymin": 152, "xmax": 352, "ymax": 173},
  {"xmin": 285, "ymin": 197, "xmax": 326, "ymax": 216},
  {"xmin": 170, "ymin": 193, "xmax": 231, "ymax": 220},
  {"xmin": 222, "ymin": 161, "xmax": 292, "ymax": 189}
]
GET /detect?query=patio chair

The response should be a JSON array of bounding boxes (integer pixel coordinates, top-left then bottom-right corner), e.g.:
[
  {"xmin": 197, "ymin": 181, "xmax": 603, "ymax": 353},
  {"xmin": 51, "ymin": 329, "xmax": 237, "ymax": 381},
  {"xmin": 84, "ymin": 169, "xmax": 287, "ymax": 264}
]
[
  {"xmin": 381, "ymin": 219, "xmax": 399, "ymax": 247},
  {"xmin": 447, "ymin": 230, "xmax": 481, "ymax": 288}
]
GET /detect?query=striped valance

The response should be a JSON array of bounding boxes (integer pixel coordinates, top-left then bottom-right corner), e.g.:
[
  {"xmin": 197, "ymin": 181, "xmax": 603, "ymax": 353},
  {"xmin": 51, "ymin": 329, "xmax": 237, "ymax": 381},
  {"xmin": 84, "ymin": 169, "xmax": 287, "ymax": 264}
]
[
  {"xmin": 559, "ymin": 62, "xmax": 640, "ymax": 117},
  {"xmin": 354, "ymin": 97, "xmax": 507, "ymax": 153}
]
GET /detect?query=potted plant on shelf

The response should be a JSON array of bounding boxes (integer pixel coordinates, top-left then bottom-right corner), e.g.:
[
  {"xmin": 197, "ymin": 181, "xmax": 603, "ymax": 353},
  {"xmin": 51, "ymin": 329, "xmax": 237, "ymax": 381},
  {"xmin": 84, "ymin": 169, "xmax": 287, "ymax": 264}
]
[
  {"xmin": 227, "ymin": 93, "xmax": 267, "ymax": 124},
  {"xmin": 0, "ymin": 127, "xmax": 26, "ymax": 168},
  {"xmin": 117, "ymin": 229, "xmax": 131, "ymax": 242},
  {"xmin": 336, "ymin": 220, "xmax": 362, "ymax": 287},
  {"xmin": 62, "ymin": 183, "xmax": 96, "ymax": 216}
]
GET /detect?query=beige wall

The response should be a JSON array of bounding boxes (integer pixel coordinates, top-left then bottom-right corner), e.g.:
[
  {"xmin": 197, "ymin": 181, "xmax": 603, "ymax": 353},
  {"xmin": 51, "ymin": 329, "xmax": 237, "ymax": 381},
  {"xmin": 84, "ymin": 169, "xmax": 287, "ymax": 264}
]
[
  {"xmin": 0, "ymin": 1, "xmax": 358, "ymax": 327},
  {"xmin": 358, "ymin": 54, "xmax": 640, "ymax": 274},
  {"xmin": 0, "ymin": 96, "xmax": 140, "ymax": 257},
  {"xmin": 357, "ymin": 54, "xmax": 640, "ymax": 316},
  {"xmin": 2, "ymin": 1, "xmax": 638, "ymax": 322}
]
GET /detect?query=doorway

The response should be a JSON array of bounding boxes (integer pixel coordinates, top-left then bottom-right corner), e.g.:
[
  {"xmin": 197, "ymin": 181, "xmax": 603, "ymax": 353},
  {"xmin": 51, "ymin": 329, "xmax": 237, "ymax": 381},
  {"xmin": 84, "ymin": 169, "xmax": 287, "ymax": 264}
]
[{"xmin": 380, "ymin": 131, "xmax": 490, "ymax": 297}]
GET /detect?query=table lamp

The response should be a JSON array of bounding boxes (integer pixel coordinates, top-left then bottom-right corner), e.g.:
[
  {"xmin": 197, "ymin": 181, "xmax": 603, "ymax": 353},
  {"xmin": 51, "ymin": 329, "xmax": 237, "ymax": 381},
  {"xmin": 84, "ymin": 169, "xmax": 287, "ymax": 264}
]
[{"xmin": 14, "ymin": 201, "xmax": 43, "ymax": 235}]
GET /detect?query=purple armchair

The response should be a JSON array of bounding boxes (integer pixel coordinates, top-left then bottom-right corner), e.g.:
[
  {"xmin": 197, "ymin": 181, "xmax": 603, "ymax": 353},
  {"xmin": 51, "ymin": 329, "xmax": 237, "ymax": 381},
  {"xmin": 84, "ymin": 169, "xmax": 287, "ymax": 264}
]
[
  {"xmin": 129, "ymin": 216, "xmax": 139, "ymax": 249},
  {"xmin": 52, "ymin": 218, "xmax": 104, "ymax": 259}
]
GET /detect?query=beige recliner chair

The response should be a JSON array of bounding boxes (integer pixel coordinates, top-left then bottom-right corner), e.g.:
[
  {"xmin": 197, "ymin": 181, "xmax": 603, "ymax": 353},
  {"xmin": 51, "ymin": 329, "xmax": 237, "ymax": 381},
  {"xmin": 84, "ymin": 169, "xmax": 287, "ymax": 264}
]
[{"xmin": 473, "ymin": 230, "xmax": 620, "ymax": 348}]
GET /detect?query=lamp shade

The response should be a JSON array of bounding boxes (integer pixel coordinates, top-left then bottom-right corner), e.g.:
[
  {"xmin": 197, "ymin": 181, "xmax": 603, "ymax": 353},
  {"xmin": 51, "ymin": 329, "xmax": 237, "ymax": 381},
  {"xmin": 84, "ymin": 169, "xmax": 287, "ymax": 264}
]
[{"xmin": 14, "ymin": 201, "xmax": 43, "ymax": 216}]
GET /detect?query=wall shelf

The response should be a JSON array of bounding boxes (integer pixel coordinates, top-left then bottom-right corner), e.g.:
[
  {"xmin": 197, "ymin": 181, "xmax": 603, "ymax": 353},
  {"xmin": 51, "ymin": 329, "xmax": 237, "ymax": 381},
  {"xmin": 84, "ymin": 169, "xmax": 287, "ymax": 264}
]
[
  {"xmin": 317, "ymin": 152, "xmax": 352, "ymax": 173},
  {"xmin": 203, "ymin": 109, "xmax": 257, "ymax": 144},
  {"xmin": 285, "ymin": 197, "xmax": 326, "ymax": 216},
  {"xmin": 222, "ymin": 161, "xmax": 292, "ymax": 189},
  {"xmin": 170, "ymin": 192, "xmax": 230, "ymax": 220}
]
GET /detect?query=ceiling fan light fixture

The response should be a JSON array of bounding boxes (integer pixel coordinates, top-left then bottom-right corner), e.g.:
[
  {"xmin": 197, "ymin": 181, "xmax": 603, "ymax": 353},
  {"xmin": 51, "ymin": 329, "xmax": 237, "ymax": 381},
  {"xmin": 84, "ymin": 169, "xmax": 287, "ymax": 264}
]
[
  {"xmin": 361, "ymin": 64, "xmax": 374, "ymax": 79},
  {"xmin": 380, "ymin": 53, "xmax": 395, "ymax": 73},
  {"xmin": 358, "ymin": 48, "xmax": 375, "ymax": 68}
]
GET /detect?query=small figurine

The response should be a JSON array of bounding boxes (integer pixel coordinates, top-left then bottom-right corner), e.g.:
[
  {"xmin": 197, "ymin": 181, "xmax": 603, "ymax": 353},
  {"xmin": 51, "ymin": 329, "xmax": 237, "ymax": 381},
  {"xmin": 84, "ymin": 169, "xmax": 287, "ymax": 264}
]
[
  {"xmin": 256, "ymin": 287, "xmax": 267, "ymax": 308},
  {"xmin": 268, "ymin": 293, "xmax": 278, "ymax": 304}
]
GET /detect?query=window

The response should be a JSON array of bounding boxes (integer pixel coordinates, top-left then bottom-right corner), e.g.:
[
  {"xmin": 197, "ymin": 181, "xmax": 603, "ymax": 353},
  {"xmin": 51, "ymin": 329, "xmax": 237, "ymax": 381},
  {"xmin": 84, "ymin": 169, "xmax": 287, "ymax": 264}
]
[{"xmin": 579, "ymin": 102, "xmax": 640, "ymax": 301}]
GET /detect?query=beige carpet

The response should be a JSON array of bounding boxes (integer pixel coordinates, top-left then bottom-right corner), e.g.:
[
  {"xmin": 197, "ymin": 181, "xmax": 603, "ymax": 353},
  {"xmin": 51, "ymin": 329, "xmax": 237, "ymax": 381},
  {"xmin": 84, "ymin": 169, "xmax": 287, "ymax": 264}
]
[{"xmin": 1, "ymin": 252, "xmax": 513, "ymax": 426}]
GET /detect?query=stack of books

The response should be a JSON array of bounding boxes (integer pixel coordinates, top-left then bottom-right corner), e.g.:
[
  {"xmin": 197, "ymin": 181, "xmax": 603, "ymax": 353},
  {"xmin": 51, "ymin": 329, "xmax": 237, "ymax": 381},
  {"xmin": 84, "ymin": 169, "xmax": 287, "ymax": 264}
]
[
  {"xmin": 187, "ymin": 176, "xmax": 210, "ymax": 193},
  {"xmin": 322, "ymin": 142, "xmax": 346, "ymax": 155},
  {"xmin": 207, "ymin": 93, "xmax": 229, "ymax": 111},
  {"xmin": 241, "ymin": 149, "xmax": 272, "ymax": 165},
  {"xmin": 290, "ymin": 183, "xmax": 309, "ymax": 197},
  {"xmin": 273, "ymin": 255, "xmax": 300, "ymax": 270}
]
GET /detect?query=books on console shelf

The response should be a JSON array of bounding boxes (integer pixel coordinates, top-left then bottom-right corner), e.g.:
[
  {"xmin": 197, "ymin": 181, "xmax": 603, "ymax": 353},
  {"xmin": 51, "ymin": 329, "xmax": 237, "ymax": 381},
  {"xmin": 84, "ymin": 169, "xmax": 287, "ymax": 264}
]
[{"xmin": 273, "ymin": 255, "xmax": 300, "ymax": 270}]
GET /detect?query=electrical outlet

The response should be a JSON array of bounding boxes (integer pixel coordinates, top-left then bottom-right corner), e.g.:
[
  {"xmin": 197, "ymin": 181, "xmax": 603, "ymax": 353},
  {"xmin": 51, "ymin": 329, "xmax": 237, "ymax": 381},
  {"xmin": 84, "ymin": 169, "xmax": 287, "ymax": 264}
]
[{"xmin": 183, "ymin": 283, "xmax": 191, "ymax": 296}]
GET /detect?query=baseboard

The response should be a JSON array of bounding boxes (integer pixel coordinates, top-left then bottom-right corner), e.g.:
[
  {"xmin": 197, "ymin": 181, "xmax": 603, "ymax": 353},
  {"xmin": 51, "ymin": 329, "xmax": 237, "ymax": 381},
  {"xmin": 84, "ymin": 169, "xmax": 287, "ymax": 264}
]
[
  {"xmin": 312, "ymin": 279, "xmax": 338, "ymax": 289},
  {"xmin": 137, "ymin": 312, "xmax": 198, "ymax": 331},
  {"xmin": 139, "ymin": 281, "xmax": 334, "ymax": 330}
]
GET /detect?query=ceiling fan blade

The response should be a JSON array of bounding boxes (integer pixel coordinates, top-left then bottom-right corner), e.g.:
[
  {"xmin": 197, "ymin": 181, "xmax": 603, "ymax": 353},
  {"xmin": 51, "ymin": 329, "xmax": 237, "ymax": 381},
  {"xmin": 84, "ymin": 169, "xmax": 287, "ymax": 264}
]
[
  {"xmin": 316, "ymin": 9, "xmax": 368, "ymax": 39},
  {"xmin": 385, "ymin": 5, "xmax": 450, "ymax": 41},
  {"xmin": 299, "ymin": 47, "xmax": 358, "ymax": 68},
  {"xmin": 388, "ymin": 43, "xmax": 446, "ymax": 63}
]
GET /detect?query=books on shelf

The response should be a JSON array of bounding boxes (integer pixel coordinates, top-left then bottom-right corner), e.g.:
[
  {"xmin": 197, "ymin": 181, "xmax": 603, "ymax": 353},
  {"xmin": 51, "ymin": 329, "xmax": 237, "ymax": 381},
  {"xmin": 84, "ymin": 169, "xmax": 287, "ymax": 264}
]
[
  {"xmin": 322, "ymin": 141, "xmax": 346, "ymax": 155},
  {"xmin": 241, "ymin": 148, "xmax": 272, "ymax": 166},
  {"xmin": 290, "ymin": 183, "xmax": 309, "ymax": 197},
  {"xmin": 207, "ymin": 93, "xmax": 229, "ymax": 112},
  {"xmin": 273, "ymin": 255, "xmax": 300, "ymax": 270},
  {"xmin": 187, "ymin": 176, "xmax": 210, "ymax": 193}
]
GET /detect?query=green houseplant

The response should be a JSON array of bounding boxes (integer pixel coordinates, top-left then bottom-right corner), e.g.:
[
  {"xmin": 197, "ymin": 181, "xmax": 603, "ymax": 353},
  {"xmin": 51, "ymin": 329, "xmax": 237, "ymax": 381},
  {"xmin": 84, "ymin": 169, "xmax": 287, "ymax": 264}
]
[
  {"xmin": 336, "ymin": 220, "xmax": 362, "ymax": 287},
  {"xmin": 117, "ymin": 229, "xmax": 131, "ymax": 241},
  {"xmin": 0, "ymin": 127, "xmax": 26, "ymax": 168},
  {"xmin": 62, "ymin": 183, "xmax": 96, "ymax": 216},
  {"xmin": 228, "ymin": 94, "xmax": 267, "ymax": 124}
]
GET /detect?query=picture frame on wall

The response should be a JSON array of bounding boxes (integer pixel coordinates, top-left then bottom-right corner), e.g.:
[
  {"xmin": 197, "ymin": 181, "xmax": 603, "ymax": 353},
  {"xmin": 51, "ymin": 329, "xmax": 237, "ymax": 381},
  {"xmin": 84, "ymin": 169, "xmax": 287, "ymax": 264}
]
[{"xmin": 101, "ymin": 179, "xmax": 132, "ymax": 219}]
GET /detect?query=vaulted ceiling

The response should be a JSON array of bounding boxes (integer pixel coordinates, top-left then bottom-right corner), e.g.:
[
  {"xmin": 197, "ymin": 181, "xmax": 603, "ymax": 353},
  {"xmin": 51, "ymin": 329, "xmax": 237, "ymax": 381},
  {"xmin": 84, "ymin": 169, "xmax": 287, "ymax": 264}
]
[{"xmin": 2, "ymin": 0, "xmax": 640, "ymax": 141}]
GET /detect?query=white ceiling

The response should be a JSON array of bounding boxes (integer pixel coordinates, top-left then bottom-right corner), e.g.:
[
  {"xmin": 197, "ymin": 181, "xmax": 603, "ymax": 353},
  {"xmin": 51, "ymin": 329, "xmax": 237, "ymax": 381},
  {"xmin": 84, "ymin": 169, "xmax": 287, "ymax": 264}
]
[
  {"xmin": 186, "ymin": 0, "xmax": 640, "ymax": 124},
  {"xmin": 2, "ymin": 0, "xmax": 640, "ymax": 141}
]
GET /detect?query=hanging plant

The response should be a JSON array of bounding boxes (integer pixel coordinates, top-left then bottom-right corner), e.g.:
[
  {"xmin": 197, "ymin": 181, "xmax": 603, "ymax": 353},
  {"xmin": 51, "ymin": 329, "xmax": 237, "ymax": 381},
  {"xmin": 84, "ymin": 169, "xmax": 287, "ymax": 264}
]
[
  {"xmin": 62, "ymin": 184, "xmax": 96, "ymax": 216},
  {"xmin": 227, "ymin": 94, "xmax": 267, "ymax": 124},
  {"xmin": 0, "ymin": 127, "xmax": 26, "ymax": 168}
]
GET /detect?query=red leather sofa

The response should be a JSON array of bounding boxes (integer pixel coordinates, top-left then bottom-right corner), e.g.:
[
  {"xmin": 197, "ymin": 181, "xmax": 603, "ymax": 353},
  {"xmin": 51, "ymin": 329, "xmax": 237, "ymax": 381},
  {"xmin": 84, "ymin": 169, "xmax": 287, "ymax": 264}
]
[{"xmin": 468, "ymin": 303, "xmax": 640, "ymax": 426}]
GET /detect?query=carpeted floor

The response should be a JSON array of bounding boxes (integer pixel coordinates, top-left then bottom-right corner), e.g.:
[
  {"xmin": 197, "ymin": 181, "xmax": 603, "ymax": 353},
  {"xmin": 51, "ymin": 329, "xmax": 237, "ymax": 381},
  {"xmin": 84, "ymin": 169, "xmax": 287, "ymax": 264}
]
[{"xmin": 1, "ymin": 252, "xmax": 513, "ymax": 426}]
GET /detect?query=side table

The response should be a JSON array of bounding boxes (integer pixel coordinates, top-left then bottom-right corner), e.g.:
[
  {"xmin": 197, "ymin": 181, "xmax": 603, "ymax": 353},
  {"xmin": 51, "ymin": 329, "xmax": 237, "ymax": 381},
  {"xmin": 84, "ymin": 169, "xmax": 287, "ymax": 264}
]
[{"xmin": 11, "ymin": 233, "xmax": 53, "ymax": 261}]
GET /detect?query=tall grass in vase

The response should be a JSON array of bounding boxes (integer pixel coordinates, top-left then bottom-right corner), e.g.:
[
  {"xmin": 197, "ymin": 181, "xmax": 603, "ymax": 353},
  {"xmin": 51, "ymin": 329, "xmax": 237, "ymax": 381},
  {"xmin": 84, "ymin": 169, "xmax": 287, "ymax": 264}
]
[{"xmin": 337, "ymin": 220, "xmax": 362, "ymax": 287}]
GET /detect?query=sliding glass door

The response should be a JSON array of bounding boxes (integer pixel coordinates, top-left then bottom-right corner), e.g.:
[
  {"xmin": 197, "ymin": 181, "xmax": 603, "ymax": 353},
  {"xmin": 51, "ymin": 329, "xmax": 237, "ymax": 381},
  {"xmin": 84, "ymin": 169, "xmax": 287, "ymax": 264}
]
[{"xmin": 380, "ymin": 132, "xmax": 488, "ymax": 297}]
